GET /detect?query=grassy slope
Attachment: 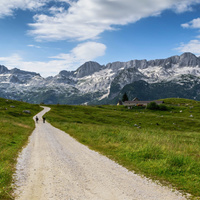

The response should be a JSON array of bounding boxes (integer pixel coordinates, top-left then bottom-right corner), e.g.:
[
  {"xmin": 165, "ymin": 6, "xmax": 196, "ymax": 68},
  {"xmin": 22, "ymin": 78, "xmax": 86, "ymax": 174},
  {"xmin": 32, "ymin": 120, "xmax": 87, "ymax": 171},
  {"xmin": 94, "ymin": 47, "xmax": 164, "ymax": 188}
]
[
  {"xmin": 0, "ymin": 98, "xmax": 42, "ymax": 199},
  {"xmin": 45, "ymin": 98, "xmax": 200, "ymax": 199}
]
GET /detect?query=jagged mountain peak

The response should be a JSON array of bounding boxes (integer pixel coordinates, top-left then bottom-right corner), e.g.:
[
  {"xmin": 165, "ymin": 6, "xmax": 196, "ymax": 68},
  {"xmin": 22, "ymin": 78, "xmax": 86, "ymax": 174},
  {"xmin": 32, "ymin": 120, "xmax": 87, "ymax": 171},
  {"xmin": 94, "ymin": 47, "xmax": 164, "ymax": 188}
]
[
  {"xmin": 1, "ymin": 52, "xmax": 200, "ymax": 105},
  {"xmin": 10, "ymin": 68, "xmax": 41, "ymax": 76},
  {"xmin": 147, "ymin": 55, "xmax": 179, "ymax": 67},
  {"xmin": 0, "ymin": 65, "xmax": 9, "ymax": 74},
  {"xmin": 74, "ymin": 61, "xmax": 103, "ymax": 78},
  {"xmin": 179, "ymin": 52, "xmax": 200, "ymax": 67},
  {"xmin": 59, "ymin": 70, "xmax": 74, "ymax": 77},
  {"xmin": 180, "ymin": 52, "xmax": 197, "ymax": 58}
]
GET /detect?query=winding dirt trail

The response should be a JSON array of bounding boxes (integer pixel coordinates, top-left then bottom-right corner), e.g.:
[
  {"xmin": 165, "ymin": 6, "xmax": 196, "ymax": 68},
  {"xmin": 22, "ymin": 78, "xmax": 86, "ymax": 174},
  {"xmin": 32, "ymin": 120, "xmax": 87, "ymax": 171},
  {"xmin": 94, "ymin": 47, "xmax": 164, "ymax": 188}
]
[{"xmin": 14, "ymin": 106, "xmax": 187, "ymax": 200}]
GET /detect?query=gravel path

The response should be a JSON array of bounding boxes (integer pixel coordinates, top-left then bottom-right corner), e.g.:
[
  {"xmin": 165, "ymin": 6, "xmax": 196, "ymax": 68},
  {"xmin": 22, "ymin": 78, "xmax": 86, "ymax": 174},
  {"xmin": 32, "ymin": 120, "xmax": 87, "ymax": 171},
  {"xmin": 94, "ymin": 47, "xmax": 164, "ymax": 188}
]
[{"xmin": 14, "ymin": 106, "xmax": 187, "ymax": 200}]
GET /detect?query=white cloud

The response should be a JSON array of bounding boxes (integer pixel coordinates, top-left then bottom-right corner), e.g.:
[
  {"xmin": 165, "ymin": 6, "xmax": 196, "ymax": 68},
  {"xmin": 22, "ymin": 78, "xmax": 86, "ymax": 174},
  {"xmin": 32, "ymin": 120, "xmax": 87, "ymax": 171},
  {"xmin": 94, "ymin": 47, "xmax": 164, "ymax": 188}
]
[
  {"xmin": 1, "ymin": 0, "xmax": 200, "ymax": 43},
  {"xmin": 0, "ymin": 0, "xmax": 200, "ymax": 40},
  {"xmin": 0, "ymin": 54, "xmax": 23, "ymax": 64},
  {"xmin": 178, "ymin": 17, "xmax": 200, "ymax": 55},
  {"xmin": 28, "ymin": 0, "xmax": 200, "ymax": 41},
  {"xmin": 175, "ymin": 40, "xmax": 200, "ymax": 56},
  {"xmin": 28, "ymin": 44, "xmax": 41, "ymax": 48},
  {"xmin": 173, "ymin": 1, "xmax": 194, "ymax": 13},
  {"xmin": 51, "ymin": 41, "xmax": 106, "ymax": 67},
  {"xmin": 70, "ymin": 42, "xmax": 106, "ymax": 61},
  {"xmin": 49, "ymin": 6, "xmax": 65, "ymax": 14},
  {"xmin": 181, "ymin": 18, "xmax": 200, "ymax": 29},
  {"xmin": 0, "ymin": 0, "xmax": 49, "ymax": 18},
  {"xmin": 0, "ymin": 42, "xmax": 106, "ymax": 77}
]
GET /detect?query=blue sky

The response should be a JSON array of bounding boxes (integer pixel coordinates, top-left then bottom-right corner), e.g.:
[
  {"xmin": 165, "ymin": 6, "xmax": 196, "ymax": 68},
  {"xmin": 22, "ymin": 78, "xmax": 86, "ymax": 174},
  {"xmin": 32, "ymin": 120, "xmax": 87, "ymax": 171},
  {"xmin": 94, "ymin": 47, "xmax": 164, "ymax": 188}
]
[{"xmin": 1, "ymin": 0, "xmax": 200, "ymax": 77}]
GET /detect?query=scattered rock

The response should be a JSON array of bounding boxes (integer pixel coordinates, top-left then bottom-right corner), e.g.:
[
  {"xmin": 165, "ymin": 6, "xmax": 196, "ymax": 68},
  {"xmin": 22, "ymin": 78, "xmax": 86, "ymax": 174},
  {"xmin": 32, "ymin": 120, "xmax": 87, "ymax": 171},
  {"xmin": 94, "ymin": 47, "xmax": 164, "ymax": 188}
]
[
  {"xmin": 23, "ymin": 110, "xmax": 31, "ymax": 114},
  {"xmin": 10, "ymin": 105, "xmax": 15, "ymax": 108},
  {"xmin": 190, "ymin": 115, "xmax": 193, "ymax": 118}
]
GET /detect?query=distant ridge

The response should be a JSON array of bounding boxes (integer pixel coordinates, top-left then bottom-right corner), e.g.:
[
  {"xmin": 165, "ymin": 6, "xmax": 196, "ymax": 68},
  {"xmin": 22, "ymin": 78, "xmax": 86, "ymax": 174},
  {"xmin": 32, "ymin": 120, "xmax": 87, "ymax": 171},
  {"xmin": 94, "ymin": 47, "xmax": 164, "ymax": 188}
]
[{"xmin": 0, "ymin": 52, "xmax": 200, "ymax": 104}]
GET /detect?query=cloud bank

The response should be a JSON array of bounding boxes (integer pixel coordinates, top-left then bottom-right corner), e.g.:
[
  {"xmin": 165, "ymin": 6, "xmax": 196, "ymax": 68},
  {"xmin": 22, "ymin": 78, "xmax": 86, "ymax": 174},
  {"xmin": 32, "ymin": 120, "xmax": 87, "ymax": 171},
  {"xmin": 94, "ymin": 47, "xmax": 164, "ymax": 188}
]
[
  {"xmin": 0, "ymin": 42, "xmax": 106, "ymax": 77},
  {"xmin": 1, "ymin": 0, "xmax": 200, "ymax": 43},
  {"xmin": 28, "ymin": 0, "xmax": 200, "ymax": 41}
]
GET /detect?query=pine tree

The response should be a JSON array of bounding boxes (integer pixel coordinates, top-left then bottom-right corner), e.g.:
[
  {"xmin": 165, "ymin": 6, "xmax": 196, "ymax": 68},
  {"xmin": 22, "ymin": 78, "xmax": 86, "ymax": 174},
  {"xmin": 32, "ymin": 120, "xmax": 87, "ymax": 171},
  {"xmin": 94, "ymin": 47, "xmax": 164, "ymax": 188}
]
[{"xmin": 122, "ymin": 92, "xmax": 129, "ymax": 102}]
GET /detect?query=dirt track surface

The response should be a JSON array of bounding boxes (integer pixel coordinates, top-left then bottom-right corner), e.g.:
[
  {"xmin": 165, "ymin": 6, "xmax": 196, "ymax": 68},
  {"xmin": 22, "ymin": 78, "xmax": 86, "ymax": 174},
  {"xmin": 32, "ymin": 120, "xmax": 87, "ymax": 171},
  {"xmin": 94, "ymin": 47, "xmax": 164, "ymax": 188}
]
[{"xmin": 14, "ymin": 106, "xmax": 187, "ymax": 200}]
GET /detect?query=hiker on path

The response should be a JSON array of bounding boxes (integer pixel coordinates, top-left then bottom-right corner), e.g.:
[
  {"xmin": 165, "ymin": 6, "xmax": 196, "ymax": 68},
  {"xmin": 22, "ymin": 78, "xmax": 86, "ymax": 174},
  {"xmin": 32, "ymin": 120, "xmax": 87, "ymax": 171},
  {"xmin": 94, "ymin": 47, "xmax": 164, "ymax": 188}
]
[
  {"xmin": 43, "ymin": 116, "xmax": 46, "ymax": 123},
  {"xmin": 36, "ymin": 116, "xmax": 39, "ymax": 123}
]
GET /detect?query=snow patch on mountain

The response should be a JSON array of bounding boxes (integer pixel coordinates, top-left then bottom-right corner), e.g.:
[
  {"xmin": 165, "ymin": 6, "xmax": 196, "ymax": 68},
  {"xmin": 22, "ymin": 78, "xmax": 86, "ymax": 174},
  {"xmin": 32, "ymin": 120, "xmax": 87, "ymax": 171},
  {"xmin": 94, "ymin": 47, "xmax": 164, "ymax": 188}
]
[{"xmin": 1, "ymin": 52, "xmax": 200, "ymax": 104}]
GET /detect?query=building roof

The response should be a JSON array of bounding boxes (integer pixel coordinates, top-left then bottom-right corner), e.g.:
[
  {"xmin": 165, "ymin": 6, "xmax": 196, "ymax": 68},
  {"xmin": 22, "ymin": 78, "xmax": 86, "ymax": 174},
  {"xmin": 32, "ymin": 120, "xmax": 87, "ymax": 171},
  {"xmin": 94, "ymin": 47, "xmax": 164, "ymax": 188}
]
[
  {"xmin": 132, "ymin": 97, "xmax": 139, "ymax": 101},
  {"xmin": 123, "ymin": 100, "xmax": 163, "ymax": 106}
]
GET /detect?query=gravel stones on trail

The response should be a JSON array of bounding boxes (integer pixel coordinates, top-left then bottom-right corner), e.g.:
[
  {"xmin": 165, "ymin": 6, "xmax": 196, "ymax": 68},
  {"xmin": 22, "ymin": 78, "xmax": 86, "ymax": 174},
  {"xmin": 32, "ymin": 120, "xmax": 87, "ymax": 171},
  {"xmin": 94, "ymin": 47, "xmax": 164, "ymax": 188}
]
[{"xmin": 14, "ymin": 107, "xmax": 187, "ymax": 200}]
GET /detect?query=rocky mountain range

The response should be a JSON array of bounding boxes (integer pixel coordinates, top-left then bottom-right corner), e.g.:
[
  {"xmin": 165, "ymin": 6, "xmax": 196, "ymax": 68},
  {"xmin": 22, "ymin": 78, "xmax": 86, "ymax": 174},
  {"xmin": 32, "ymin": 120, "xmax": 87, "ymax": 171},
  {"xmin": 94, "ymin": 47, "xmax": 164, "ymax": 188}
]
[{"xmin": 1, "ymin": 52, "xmax": 200, "ymax": 104}]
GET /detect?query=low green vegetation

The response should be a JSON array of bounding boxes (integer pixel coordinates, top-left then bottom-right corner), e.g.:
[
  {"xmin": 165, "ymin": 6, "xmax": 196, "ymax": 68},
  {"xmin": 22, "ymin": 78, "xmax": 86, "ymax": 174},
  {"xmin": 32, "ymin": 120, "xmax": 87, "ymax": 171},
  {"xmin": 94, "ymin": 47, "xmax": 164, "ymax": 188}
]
[
  {"xmin": 147, "ymin": 101, "xmax": 168, "ymax": 110},
  {"xmin": 46, "ymin": 98, "xmax": 200, "ymax": 199},
  {"xmin": 0, "ymin": 98, "xmax": 42, "ymax": 199}
]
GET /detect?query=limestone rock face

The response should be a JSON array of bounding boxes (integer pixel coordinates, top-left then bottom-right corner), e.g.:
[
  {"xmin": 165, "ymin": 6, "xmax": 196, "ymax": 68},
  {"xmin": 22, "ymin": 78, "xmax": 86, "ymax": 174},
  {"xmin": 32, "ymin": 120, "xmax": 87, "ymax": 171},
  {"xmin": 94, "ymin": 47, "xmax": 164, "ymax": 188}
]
[
  {"xmin": 1, "ymin": 52, "xmax": 200, "ymax": 104},
  {"xmin": 75, "ymin": 61, "xmax": 103, "ymax": 78}
]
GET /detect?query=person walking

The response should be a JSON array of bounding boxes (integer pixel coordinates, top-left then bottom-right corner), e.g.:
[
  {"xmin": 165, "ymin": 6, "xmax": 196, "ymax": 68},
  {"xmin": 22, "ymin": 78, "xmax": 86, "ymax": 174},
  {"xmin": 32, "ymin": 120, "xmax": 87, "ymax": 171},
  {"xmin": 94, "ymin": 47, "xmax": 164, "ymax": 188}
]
[
  {"xmin": 36, "ymin": 116, "xmax": 39, "ymax": 123},
  {"xmin": 43, "ymin": 116, "xmax": 46, "ymax": 123}
]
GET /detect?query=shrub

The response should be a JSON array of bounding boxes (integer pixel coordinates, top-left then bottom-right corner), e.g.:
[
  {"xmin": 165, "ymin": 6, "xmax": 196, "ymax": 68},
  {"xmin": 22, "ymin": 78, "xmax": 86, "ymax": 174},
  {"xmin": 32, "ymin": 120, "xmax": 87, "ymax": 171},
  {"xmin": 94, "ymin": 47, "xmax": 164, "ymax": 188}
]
[
  {"xmin": 159, "ymin": 104, "xmax": 168, "ymax": 111},
  {"xmin": 147, "ymin": 102, "xmax": 168, "ymax": 111},
  {"xmin": 147, "ymin": 102, "xmax": 159, "ymax": 110}
]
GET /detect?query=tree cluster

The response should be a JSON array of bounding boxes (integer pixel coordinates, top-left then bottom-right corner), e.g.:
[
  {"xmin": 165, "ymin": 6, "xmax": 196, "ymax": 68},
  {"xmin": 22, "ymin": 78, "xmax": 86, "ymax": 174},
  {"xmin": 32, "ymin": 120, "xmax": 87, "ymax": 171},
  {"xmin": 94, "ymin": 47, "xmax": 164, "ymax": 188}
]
[{"xmin": 147, "ymin": 102, "xmax": 168, "ymax": 111}]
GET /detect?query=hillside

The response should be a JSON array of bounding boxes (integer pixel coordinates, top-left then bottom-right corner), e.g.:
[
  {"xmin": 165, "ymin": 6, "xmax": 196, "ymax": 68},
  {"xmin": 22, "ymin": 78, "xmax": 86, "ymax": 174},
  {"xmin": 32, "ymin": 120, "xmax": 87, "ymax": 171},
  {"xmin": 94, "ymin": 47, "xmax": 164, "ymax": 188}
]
[
  {"xmin": 0, "ymin": 98, "xmax": 42, "ymax": 199},
  {"xmin": 45, "ymin": 98, "xmax": 200, "ymax": 198}
]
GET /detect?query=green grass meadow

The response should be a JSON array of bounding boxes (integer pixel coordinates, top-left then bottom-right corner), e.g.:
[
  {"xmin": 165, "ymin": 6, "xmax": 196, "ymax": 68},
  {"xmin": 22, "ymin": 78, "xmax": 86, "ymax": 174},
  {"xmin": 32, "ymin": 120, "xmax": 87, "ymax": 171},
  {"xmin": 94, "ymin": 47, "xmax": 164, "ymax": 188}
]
[
  {"xmin": 1, "ymin": 97, "xmax": 200, "ymax": 199},
  {"xmin": 45, "ymin": 98, "xmax": 200, "ymax": 199},
  {"xmin": 0, "ymin": 98, "xmax": 42, "ymax": 199}
]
